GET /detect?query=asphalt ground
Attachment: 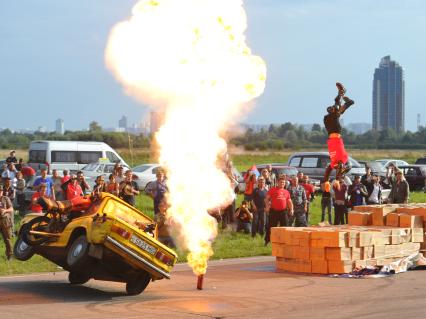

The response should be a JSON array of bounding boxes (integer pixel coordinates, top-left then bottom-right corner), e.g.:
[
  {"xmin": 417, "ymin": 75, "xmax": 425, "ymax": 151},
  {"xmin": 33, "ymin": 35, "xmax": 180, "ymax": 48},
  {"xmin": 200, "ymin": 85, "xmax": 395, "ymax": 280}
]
[{"xmin": 0, "ymin": 256, "xmax": 425, "ymax": 319}]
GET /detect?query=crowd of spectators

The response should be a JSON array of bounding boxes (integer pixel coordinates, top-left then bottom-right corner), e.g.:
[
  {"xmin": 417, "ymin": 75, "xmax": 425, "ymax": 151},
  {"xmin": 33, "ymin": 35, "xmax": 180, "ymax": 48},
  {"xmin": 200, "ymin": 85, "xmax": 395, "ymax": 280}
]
[{"xmin": 0, "ymin": 148, "xmax": 414, "ymax": 258}]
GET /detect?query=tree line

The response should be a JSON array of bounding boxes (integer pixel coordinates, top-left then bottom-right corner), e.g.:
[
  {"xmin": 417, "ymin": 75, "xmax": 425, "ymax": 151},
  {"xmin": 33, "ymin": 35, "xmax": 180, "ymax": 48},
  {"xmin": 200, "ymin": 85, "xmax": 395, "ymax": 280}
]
[
  {"xmin": 1, "ymin": 121, "xmax": 426, "ymax": 151},
  {"xmin": 0, "ymin": 121, "xmax": 150, "ymax": 150},
  {"xmin": 230, "ymin": 123, "xmax": 426, "ymax": 150}
]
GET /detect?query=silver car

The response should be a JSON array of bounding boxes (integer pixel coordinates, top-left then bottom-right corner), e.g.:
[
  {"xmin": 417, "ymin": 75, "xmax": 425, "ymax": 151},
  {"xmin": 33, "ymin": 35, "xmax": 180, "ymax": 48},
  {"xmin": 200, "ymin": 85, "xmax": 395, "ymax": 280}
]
[{"xmin": 287, "ymin": 152, "xmax": 366, "ymax": 182}]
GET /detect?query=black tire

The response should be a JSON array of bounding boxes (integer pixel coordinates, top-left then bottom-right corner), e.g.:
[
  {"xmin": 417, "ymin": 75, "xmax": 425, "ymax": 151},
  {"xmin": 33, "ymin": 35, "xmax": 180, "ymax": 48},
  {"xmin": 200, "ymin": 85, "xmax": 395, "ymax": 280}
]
[
  {"xmin": 21, "ymin": 216, "xmax": 51, "ymax": 246},
  {"xmin": 125, "ymin": 272, "xmax": 151, "ymax": 295},
  {"xmin": 68, "ymin": 271, "xmax": 90, "ymax": 285},
  {"xmin": 13, "ymin": 236, "xmax": 35, "ymax": 261},
  {"xmin": 67, "ymin": 235, "xmax": 89, "ymax": 270}
]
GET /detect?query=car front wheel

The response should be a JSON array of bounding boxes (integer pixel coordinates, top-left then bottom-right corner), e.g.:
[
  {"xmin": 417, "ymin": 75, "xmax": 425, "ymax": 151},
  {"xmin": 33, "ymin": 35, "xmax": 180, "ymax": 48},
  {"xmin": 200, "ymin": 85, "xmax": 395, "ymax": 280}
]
[{"xmin": 67, "ymin": 235, "xmax": 89, "ymax": 270}]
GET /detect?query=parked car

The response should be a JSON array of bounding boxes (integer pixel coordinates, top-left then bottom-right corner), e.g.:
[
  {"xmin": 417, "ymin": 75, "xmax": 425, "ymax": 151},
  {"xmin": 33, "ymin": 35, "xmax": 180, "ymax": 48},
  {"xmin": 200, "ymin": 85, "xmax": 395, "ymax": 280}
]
[
  {"xmin": 358, "ymin": 160, "xmax": 387, "ymax": 182},
  {"xmin": 287, "ymin": 152, "xmax": 365, "ymax": 182},
  {"xmin": 415, "ymin": 157, "xmax": 426, "ymax": 165},
  {"xmin": 397, "ymin": 165, "xmax": 426, "ymax": 191},
  {"xmin": 28, "ymin": 140, "xmax": 128, "ymax": 174},
  {"xmin": 81, "ymin": 161, "xmax": 130, "ymax": 184},
  {"xmin": 375, "ymin": 159, "xmax": 409, "ymax": 171},
  {"xmin": 132, "ymin": 164, "xmax": 162, "ymax": 190},
  {"xmin": 14, "ymin": 193, "xmax": 178, "ymax": 295}
]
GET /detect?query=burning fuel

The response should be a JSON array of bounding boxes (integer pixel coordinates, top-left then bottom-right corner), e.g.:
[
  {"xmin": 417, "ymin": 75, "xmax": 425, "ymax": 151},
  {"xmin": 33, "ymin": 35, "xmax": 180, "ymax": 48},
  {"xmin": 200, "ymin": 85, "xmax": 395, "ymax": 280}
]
[{"xmin": 105, "ymin": 0, "xmax": 266, "ymax": 276}]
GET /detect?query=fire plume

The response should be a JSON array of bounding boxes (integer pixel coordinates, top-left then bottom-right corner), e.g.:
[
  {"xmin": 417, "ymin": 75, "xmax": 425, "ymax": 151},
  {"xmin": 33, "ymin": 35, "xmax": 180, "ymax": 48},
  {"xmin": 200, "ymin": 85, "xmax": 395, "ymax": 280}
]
[{"xmin": 105, "ymin": 0, "xmax": 266, "ymax": 276}]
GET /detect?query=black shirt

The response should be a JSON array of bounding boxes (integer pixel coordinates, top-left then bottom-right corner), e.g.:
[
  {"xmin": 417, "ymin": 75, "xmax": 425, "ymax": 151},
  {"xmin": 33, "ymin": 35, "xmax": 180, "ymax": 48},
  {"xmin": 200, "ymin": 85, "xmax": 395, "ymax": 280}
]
[
  {"xmin": 323, "ymin": 112, "xmax": 341, "ymax": 135},
  {"xmin": 6, "ymin": 156, "xmax": 17, "ymax": 164}
]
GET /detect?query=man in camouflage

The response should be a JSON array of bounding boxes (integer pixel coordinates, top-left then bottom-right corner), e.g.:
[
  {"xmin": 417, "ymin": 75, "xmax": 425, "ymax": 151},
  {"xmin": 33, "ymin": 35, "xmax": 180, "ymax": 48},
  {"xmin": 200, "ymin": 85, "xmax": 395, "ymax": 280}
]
[{"xmin": 287, "ymin": 176, "xmax": 308, "ymax": 227}]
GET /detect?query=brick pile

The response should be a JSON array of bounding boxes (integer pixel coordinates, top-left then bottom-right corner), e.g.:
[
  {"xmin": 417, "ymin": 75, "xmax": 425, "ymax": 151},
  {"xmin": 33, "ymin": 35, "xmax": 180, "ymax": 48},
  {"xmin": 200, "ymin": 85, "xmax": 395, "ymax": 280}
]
[{"xmin": 271, "ymin": 203, "xmax": 426, "ymax": 274}]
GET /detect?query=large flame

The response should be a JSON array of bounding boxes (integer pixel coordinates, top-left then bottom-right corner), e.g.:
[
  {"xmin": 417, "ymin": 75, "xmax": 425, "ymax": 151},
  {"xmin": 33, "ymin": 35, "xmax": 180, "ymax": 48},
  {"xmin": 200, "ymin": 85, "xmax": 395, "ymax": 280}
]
[{"xmin": 105, "ymin": 0, "xmax": 266, "ymax": 275}]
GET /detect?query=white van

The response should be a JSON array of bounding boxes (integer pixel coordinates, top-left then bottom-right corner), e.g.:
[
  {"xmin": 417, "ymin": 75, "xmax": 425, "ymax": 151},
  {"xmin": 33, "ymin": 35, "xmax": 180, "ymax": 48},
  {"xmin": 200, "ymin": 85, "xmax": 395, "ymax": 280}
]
[{"xmin": 28, "ymin": 140, "xmax": 128, "ymax": 173}]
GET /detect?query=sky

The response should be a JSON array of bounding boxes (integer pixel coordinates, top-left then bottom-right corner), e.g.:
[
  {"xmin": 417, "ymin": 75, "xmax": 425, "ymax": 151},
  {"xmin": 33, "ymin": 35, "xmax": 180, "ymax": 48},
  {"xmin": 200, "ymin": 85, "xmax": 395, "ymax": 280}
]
[{"xmin": 1, "ymin": 0, "xmax": 425, "ymax": 131}]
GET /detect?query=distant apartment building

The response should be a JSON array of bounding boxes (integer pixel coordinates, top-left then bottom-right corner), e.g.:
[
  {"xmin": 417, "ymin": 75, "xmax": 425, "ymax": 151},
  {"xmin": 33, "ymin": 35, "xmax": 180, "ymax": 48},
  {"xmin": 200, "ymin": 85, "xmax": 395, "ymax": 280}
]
[
  {"xmin": 372, "ymin": 55, "xmax": 405, "ymax": 132},
  {"xmin": 55, "ymin": 118, "xmax": 65, "ymax": 135},
  {"xmin": 118, "ymin": 115, "xmax": 128, "ymax": 130}
]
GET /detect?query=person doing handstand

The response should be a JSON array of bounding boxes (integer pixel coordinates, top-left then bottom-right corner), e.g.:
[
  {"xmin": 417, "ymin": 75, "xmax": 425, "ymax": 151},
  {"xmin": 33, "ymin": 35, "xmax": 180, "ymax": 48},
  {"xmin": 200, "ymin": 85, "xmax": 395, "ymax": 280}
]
[{"xmin": 323, "ymin": 82, "xmax": 355, "ymax": 185}]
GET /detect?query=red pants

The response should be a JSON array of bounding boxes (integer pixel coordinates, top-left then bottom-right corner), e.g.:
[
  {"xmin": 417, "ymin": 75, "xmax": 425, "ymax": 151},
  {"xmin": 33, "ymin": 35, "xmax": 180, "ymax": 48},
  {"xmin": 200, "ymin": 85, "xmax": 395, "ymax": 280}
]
[{"xmin": 327, "ymin": 136, "xmax": 348, "ymax": 168}]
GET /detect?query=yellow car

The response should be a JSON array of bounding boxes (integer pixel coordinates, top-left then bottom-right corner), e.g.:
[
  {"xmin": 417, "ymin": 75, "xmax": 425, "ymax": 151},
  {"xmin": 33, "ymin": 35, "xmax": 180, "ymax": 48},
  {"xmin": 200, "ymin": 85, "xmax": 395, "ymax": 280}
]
[{"xmin": 13, "ymin": 193, "xmax": 178, "ymax": 295}]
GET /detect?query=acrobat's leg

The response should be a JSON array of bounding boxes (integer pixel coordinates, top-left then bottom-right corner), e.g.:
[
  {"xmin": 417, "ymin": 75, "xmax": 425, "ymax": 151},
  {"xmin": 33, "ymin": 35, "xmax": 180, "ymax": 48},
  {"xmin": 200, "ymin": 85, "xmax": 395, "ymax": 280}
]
[
  {"xmin": 341, "ymin": 161, "xmax": 352, "ymax": 175},
  {"xmin": 323, "ymin": 164, "xmax": 333, "ymax": 183},
  {"xmin": 335, "ymin": 161, "xmax": 344, "ymax": 180}
]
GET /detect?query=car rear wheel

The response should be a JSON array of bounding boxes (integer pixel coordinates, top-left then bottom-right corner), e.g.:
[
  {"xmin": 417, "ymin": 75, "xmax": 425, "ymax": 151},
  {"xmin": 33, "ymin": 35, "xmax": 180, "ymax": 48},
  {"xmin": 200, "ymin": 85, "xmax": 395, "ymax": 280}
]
[
  {"xmin": 67, "ymin": 235, "xmax": 89, "ymax": 270},
  {"xmin": 125, "ymin": 272, "xmax": 151, "ymax": 295},
  {"xmin": 21, "ymin": 216, "xmax": 51, "ymax": 246},
  {"xmin": 13, "ymin": 236, "xmax": 35, "ymax": 261},
  {"xmin": 68, "ymin": 271, "xmax": 90, "ymax": 285}
]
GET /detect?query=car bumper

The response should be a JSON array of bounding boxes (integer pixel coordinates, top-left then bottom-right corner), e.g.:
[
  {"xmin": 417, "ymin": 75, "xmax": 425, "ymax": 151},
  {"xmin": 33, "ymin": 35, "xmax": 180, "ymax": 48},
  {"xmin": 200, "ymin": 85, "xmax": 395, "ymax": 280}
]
[{"xmin": 105, "ymin": 235, "xmax": 171, "ymax": 279}]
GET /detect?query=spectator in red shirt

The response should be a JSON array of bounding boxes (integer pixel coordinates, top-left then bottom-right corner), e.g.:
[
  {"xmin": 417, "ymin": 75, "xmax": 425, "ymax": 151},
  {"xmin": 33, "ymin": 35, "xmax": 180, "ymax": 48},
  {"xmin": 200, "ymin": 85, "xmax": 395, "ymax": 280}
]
[
  {"xmin": 30, "ymin": 183, "xmax": 50, "ymax": 214},
  {"xmin": 301, "ymin": 175, "xmax": 315, "ymax": 224},
  {"xmin": 21, "ymin": 165, "xmax": 36, "ymax": 182},
  {"xmin": 264, "ymin": 177, "xmax": 294, "ymax": 245},
  {"xmin": 66, "ymin": 175, "xmax": 83, "ymax": 200},
  {"xmin": 61, "ymin": 170, "xmax": 70, "ymax": 184}
]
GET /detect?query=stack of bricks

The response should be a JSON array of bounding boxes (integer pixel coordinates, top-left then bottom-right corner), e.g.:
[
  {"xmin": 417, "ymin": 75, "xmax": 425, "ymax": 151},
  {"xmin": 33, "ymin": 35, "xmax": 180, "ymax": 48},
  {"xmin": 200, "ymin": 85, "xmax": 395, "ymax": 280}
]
[{"xmin": 272, "ymin": 203, "xmax": 426, "ymax": 274}]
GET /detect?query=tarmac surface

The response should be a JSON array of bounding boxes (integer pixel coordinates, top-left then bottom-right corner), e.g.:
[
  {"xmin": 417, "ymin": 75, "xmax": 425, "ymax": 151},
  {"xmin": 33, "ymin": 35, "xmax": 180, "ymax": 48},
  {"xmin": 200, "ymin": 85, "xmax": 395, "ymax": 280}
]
[{"xmin": 0, "ymin": 256, "xmax": 426, "ymax": 319}]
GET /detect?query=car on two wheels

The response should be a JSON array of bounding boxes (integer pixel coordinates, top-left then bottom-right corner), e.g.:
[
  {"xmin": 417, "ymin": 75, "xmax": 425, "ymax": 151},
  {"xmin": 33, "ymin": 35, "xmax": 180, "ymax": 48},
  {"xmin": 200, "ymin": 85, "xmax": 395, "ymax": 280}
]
[{"xmin": 13, "ymin": 193, "xmax": 178, "ymax": 295}]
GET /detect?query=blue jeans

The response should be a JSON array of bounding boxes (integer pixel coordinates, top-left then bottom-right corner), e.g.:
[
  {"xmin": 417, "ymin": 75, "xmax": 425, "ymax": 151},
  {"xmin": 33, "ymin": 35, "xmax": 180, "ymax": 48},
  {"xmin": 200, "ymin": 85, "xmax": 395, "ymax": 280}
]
[
  {"xmin": 237, "ymin": 221, "xmax": 251, "ymax": 234},
  {"xmin": 251, "ymin": 210, "xmax": 265, "ymax": 237}
]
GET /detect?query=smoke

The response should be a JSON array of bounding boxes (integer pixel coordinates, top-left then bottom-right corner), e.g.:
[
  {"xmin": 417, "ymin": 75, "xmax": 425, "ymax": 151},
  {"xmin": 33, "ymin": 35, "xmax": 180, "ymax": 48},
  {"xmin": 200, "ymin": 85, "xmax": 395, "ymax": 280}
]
[{"xmin": 105, "ymin": 0, "xmax": 266, "ymax": 275}]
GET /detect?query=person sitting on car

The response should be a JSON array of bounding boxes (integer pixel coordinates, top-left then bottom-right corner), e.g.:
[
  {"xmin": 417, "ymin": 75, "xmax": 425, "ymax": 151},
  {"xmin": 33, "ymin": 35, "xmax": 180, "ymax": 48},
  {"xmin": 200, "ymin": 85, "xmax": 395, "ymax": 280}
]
[{"xmin": 30, "ymin": 183, "xmax": 52, "ymax": 214}]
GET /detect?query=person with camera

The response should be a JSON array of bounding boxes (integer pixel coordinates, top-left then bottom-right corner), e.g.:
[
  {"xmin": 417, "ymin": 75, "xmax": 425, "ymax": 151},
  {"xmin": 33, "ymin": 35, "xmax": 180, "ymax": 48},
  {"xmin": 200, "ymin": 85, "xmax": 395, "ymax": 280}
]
[
  {"xmin": 347, "ymin": 175, "xmax": 368, "ymax": 208},
  {"xmin": 119, "ymin": 170, "xmax": 140, "ymax": 206},
  {"xmin": 234, "ymin": 200, "xmax": 253, "ymax": 234}
]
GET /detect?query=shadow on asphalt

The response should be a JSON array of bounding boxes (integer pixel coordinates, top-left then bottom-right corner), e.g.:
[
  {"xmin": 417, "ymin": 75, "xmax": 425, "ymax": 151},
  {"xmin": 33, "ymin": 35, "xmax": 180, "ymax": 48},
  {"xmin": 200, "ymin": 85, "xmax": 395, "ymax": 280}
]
[{"xmin": 0, "ymin": 281, "xmax": 126, "ymax": 305}]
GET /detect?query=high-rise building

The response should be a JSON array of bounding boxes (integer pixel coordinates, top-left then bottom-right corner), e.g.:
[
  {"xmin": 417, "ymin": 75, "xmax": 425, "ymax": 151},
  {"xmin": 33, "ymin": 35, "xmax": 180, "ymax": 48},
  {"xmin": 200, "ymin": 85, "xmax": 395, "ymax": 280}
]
[
  {"xmin": 55, "ymin": 119, "xmax": 64, "ymax": 135},
  {"xmin": 118, "ymin": 115, "xmax": 128, "ymax": 130},
  {"xmin": 372, "ymin": 56, "xmax": 405, "ymax": 132}
]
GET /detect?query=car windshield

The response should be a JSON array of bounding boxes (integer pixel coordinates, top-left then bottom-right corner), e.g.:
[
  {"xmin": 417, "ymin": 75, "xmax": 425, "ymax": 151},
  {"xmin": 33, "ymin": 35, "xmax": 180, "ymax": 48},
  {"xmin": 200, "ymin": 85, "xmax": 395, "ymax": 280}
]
[
  {"xmin": 375, "ymin": 160, "xmax": 388, "ymax": 165},
  {"xmin": 82, "ymin": 163, "xmax": 98, "ymax": 171},
  {"xmin": 416, "ymin": 158, "xmax": 426, "ymax": 165},
  {"xmin": 277, "ymin": 167, "xmax": 298, "ymax": 176},
  {"xmin": 349, "ymin": 158, "xmax": 362, "ymax": 168},
  {"xmin": 367, "ymin": 162, "xmax": 384, "ymax": 172},
  {"xmin": 133, "ymin": 165, "xmax": 153, "ymax": 173}
]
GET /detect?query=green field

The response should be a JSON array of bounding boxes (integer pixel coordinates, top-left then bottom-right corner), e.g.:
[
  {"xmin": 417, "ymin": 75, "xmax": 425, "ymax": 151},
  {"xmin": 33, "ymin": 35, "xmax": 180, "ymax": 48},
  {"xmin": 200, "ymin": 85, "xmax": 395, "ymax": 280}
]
[{"xmin": 0, "ymin": 149, "xmax": 425, "ymax": 276}]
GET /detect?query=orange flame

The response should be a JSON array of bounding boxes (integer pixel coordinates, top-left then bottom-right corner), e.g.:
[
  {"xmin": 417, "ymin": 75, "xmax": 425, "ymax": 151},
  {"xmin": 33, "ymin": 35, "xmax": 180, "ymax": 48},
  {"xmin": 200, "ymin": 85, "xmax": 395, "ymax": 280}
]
[{"xmin": 105, "ymin": 0, "xmax": 266, "ymax": 275}]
